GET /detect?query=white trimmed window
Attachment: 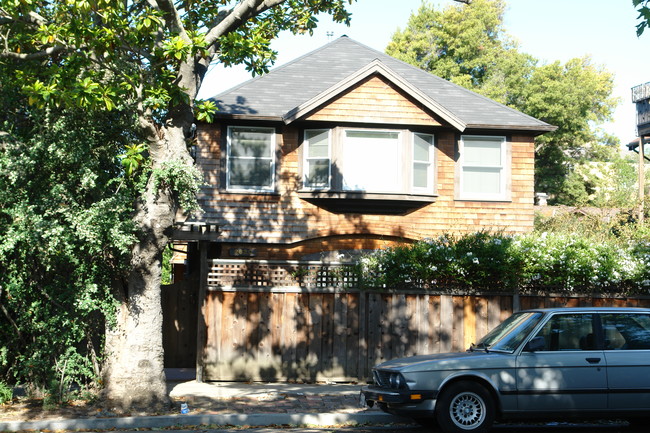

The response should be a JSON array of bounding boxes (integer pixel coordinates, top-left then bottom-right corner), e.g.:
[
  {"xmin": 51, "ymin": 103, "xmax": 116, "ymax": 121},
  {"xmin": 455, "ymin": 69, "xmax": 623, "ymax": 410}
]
[
  {"xmin": 458, "ymin": 135, "xmax": 509, "ymax": 201},
  {"xmin": 341, "ymin": 130, "xmax": 401, "ymax": 192},
  {"xmin": 227, "ymin": 126, "xmax": 275, "ymax": 191},
  {"xmin": 303, "ymin": 129, "xmax": 331, "ymax": 189},
  {"xmin": 412, "ymin": 133, "xmax": 435, "ymax": 192}
]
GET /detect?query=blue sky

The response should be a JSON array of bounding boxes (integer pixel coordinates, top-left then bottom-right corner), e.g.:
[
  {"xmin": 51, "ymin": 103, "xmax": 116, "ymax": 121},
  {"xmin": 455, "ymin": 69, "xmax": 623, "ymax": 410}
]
[{"xmin": 198, "ymin": 0, "xmax": 649, "ymax": 145}]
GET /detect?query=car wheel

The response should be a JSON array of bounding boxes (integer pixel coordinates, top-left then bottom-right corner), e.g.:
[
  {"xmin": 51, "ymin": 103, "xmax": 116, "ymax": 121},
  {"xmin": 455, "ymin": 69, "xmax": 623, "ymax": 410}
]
[{"xmin": 436, "ymin": 381, "xmax": 495, "ymax": 433}]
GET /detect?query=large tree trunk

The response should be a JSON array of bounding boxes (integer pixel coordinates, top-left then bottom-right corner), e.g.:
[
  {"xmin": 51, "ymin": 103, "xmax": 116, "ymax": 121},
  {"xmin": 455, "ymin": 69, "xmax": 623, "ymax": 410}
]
[
  {"xmin": 102, "ymin": 182, "xmax": 175, "ymax": 410},
  {"xmin": 102, "ymin": 124, "xmax": 194, "ymax": 410},
  {"xmin": 100, "ymin": 53, "xmax": 205, "ymax": 411}
]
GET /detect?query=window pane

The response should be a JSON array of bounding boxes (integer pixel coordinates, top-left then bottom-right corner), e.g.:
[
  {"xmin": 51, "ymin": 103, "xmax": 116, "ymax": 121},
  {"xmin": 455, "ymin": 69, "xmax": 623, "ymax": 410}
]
[
  {"xmin": 413, "ymin": 162, "xmax": 429, "ymax": 188},
  {"xmin": 229, "ymin": 158, "xmax": 273, "ymax": 188},
  {"xmin": 231, "ymin": 129, "xmax": 273, "ymax": 157},
  {"xmin": 533, "ymin": 314, "xmax": 594, "ymax": 351},
  {"xmin": 463, "ymin": 167, "xmax": 501, "ymax": 194},
  {"xmin": 414, "ymin": 133, "xmax": 432, "ymax": 162},
  {"xmin": 342, "ymin": 130, "xmax": 400, "ymax": 192},
  {"xmin": 346, "ymin": 130, "xmax": 399, "ymax": 140},
  {"xmin": 306, "ymin": 130, "xmax": 329, "ymax": 158},
  {"xmin": 602, "ymin": 314, "xmax": 650, "ymax": 350},
  {"xmin": 464, "ymin": 138, "xmax": 501, "ymax": 166},
  {"xmin": 306, "ymin": 160, "xmax": 329, "ymax": 188}
]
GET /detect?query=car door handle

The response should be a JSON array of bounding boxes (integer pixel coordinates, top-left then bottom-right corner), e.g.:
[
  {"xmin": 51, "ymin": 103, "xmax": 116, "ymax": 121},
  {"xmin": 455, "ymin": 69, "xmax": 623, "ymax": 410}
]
[{"xmin": 586, "ymin": 357, "xmax": 601, "ymax": 364}]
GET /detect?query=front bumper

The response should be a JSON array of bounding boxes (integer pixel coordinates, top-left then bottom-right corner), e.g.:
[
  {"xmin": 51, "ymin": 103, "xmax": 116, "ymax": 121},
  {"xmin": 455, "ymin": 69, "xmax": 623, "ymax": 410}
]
[{"xmin": 360, "ymin": 385, "xmax": 437, "ymax": 417}]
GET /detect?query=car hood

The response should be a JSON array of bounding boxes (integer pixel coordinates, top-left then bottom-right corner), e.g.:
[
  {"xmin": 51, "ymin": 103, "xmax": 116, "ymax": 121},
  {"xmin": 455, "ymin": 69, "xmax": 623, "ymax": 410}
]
[{"xmin": 374, "ymin": 351, "xmax": 511, "ymax": 372}]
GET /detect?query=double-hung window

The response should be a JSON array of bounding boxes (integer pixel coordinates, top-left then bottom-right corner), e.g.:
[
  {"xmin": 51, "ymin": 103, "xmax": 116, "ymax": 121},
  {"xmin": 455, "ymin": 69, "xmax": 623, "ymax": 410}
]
[
  {"xmin": 303, "ymin": 129, "xmax": 331, "ymax": 189},
  {"xmin": 458, "ymin": 135, "xmax": 509, "ymax": 201},
  {"xmin": 227, "ymin": 126, "xmax": 275, "ymax": 192},
  {"xmin": 412, "ymin": 133, "xmax": 435, "ymax": 192}
]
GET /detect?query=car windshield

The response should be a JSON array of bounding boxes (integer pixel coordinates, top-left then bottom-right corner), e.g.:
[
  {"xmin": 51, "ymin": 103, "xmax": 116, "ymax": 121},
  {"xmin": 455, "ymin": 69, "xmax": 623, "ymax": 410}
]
[{"xmin": 473, "ymin": 311, "xmax": 543, "ymax": 353}]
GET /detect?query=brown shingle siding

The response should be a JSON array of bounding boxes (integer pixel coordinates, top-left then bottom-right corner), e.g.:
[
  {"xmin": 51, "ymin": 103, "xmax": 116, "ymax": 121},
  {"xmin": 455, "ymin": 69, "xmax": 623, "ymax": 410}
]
[{"xmin": 193, "ymin": 117, "xmax": 537, "ymax": 256}]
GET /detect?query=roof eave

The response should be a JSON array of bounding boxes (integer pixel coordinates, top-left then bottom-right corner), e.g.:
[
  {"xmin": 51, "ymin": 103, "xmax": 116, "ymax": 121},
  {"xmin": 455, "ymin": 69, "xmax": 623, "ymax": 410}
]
[{"xmin": 465, "ymin": 123, "xmax": 558, "ymax": 136}]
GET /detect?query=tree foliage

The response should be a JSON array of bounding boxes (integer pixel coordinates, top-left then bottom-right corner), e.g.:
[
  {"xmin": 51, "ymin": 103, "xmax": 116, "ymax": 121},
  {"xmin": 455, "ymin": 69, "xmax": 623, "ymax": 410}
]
[
  {"xmin": 0, "ymin": 0, "xmax": 353, "ymax": 119},
  {"xmin": 387, "ymin": 0, "xmax": 620, "ymax": 205},
  {"xmin": 0, "ymin": 60, "xmax": 138, "ymax": 397},
  {"xmin": 634, "ymin": 0, "xmax": 650, "ymax": 36}
]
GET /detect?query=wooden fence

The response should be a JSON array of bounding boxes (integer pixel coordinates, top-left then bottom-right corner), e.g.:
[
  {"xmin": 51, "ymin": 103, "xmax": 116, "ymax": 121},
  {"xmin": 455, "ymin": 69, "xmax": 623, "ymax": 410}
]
[{"xmin": 198, "ymin": 286, "xmax": 650, "ymax": 382}]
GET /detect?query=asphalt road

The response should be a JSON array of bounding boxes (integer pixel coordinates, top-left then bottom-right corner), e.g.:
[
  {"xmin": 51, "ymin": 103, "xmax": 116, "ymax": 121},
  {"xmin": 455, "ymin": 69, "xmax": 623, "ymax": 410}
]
[{"xmin": 95, "ymin": 420, "xmax": 643, "ymax": 433}]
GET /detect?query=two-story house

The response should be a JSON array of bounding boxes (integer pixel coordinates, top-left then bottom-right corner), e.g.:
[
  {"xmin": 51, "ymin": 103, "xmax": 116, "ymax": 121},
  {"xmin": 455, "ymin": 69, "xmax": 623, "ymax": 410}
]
[{"xmin": 168, "ymin": 36, "xmax": 554, "ymax": 380}]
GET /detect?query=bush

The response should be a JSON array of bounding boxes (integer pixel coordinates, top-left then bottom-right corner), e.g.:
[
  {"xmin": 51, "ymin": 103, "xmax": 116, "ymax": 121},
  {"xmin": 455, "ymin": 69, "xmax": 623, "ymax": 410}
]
[
  {"xmin": 359, "ymin": 231, "xmax": 522, "ymax": 292},
  {"xmin": 358, "ymin": 228, "xmax": 650, "ymax": 295},
  {"xmin": 0, "ymin": 382, "xmax": 12, "ymax": 404}
]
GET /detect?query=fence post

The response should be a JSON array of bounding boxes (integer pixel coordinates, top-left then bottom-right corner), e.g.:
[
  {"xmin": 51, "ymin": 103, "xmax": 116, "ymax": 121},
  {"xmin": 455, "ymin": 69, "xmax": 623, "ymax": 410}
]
[
  {"xmin": 512, "ymin": 290, "xmax": 521, "ymax": 312},
  {"xmin": 195, "ymin": 240, "xmax": 208, "ymax": 383}
]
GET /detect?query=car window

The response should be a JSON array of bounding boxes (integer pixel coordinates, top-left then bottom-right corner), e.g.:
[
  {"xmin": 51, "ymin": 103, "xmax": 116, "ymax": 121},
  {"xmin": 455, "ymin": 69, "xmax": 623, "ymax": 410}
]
[
  {"xmin": 474, "ymin": 311, "xmax": 543, "ymax": 353},
  {"xmin": 601, "ymin": 313, "xmax": 650, "ymax": 350},
  {"xmin": 531, "ymin": 313, "xmax": 595, "ymax": 351}
]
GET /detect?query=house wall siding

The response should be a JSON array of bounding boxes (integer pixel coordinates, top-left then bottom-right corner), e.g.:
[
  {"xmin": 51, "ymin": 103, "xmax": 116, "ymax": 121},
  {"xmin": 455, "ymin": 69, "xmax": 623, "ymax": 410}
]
[
  {"xmin": 195, "ymin": 123, "xmax": 535, "ymax": 260},
  {"xmin": 305, "ymin": 76, "xmax": 443, "ymax": 126}
]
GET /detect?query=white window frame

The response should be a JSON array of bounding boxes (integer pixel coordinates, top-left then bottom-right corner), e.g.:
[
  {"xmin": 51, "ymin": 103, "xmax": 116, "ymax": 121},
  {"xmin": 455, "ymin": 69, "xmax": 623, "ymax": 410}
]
[
  {"xmin": 226, "ymin": 126, "xmax": 276, "ymax": 192},
  {"xmin": 412, "ymin": 132, "xmax": 435, "ymax": 193},
  {"xmin": 457, "ymin": 135, "xmax": 510, "ymax": 201},
  {"xmin": 303, "ymin": 129, "xmax": 331, "ymax": 190}
]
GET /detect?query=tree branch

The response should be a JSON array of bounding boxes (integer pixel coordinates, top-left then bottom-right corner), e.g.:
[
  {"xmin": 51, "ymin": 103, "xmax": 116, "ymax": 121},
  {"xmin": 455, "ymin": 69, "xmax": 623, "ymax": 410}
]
[
  {"xmin": 0, "ymin": 9, "xmax": 48, "ymax": 26},
  {"xmin": 154, "ymin": 0, "xmax": 188, "ymax": 40},
  {"xmin": 0, "ymin": 44, "xmax": 66, "ymax": 60},
  {"xmin": 204, "ymin": 0, "xmax": 286, "ymax": 47}
]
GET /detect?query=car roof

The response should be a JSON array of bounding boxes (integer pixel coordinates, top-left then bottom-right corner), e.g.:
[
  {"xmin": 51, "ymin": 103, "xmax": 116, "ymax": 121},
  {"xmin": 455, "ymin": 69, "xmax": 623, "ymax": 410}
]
[{"xmin": 520, "ymin": 307, "xmax": 650, "ymax": 313}]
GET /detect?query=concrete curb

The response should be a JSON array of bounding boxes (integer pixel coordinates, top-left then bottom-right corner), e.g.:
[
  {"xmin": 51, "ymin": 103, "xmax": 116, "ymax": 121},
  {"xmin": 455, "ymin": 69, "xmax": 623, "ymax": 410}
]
[{"xmin": 0, "ymin": 412, "xmax": 408, "ymax": 432}]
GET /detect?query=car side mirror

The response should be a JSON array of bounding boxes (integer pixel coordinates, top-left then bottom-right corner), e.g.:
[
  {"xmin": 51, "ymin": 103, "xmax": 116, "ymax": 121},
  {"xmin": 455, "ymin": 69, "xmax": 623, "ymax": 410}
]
[{"xmin": 524, "ymin": 336, "xmax": 545, "ymax": 352}]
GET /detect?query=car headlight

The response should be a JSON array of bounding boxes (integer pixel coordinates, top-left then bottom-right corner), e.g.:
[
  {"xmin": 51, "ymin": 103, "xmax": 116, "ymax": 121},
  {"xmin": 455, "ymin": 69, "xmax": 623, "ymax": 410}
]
[{"xmin": 389, "ymin": 372, "xmax": 406, "ymax": 389}]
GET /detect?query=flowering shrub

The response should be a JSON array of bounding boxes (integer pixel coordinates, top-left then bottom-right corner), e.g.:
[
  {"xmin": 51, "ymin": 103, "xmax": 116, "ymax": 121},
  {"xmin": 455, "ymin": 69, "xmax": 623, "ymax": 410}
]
[{"xmin": 358, "ymin": 230, "xmax": 650, "ymax": 294}]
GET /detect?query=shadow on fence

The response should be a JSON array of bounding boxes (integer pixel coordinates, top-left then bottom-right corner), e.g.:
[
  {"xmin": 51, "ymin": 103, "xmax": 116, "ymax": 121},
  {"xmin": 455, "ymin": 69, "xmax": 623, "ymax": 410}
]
[{"xmin": 164, "ymin": 260, "xmax": 650, "ymax": 382}]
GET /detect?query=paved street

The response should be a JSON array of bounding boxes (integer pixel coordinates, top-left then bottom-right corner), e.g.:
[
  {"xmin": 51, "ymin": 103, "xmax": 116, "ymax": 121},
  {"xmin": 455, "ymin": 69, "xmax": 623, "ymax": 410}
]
[{"xmin": 76, "ymin": 420, "xmax": 643, "ymax": 433}]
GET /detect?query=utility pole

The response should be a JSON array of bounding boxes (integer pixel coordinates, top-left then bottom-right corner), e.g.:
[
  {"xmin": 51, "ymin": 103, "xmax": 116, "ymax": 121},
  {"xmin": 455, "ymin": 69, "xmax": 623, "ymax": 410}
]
[
  {"xmin": 632, "ymin": 82, "xmax": 650, "ymax": 225},
  {"xmin": 640, "ymin": 136, "xmax": 646, "ymax": 224}
]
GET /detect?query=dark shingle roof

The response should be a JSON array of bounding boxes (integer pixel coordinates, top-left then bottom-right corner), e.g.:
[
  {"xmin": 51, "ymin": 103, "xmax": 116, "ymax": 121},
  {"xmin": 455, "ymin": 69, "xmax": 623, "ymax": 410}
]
[{"xmin": 207, "ymin": 36, "xmax": 555, "ymax": 133}]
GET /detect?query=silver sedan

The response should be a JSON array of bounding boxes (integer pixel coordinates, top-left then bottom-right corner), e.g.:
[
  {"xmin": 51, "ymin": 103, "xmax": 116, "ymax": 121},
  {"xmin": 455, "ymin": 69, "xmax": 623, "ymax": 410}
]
[{"xmin": 361, "ymin": 307, "xmax": 650, "ymax": 433}]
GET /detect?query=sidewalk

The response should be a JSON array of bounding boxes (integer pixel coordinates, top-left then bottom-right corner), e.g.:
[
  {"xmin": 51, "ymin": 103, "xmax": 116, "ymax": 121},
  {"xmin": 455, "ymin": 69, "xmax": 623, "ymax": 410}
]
[{"xmin": 0, "ymin": 371, "xmax": 409, "ymax": 432}]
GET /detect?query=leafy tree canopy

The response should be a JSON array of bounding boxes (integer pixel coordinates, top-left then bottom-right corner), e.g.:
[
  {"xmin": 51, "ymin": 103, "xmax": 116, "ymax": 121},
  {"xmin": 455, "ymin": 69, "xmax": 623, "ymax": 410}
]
[
  {"xmin": 387, "ymin": 0, "xmax": 620, "ymax": 205},
  {"xmin": 0, "ymin": 0, "xmax": 353, "ymax": 121}
]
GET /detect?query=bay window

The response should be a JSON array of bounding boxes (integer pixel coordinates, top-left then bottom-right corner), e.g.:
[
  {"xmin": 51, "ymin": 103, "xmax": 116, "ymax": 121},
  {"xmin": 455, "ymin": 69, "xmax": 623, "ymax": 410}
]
[{"xmin": 300, "ymin": 127, "xmax": 436, "ymax": 197}]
